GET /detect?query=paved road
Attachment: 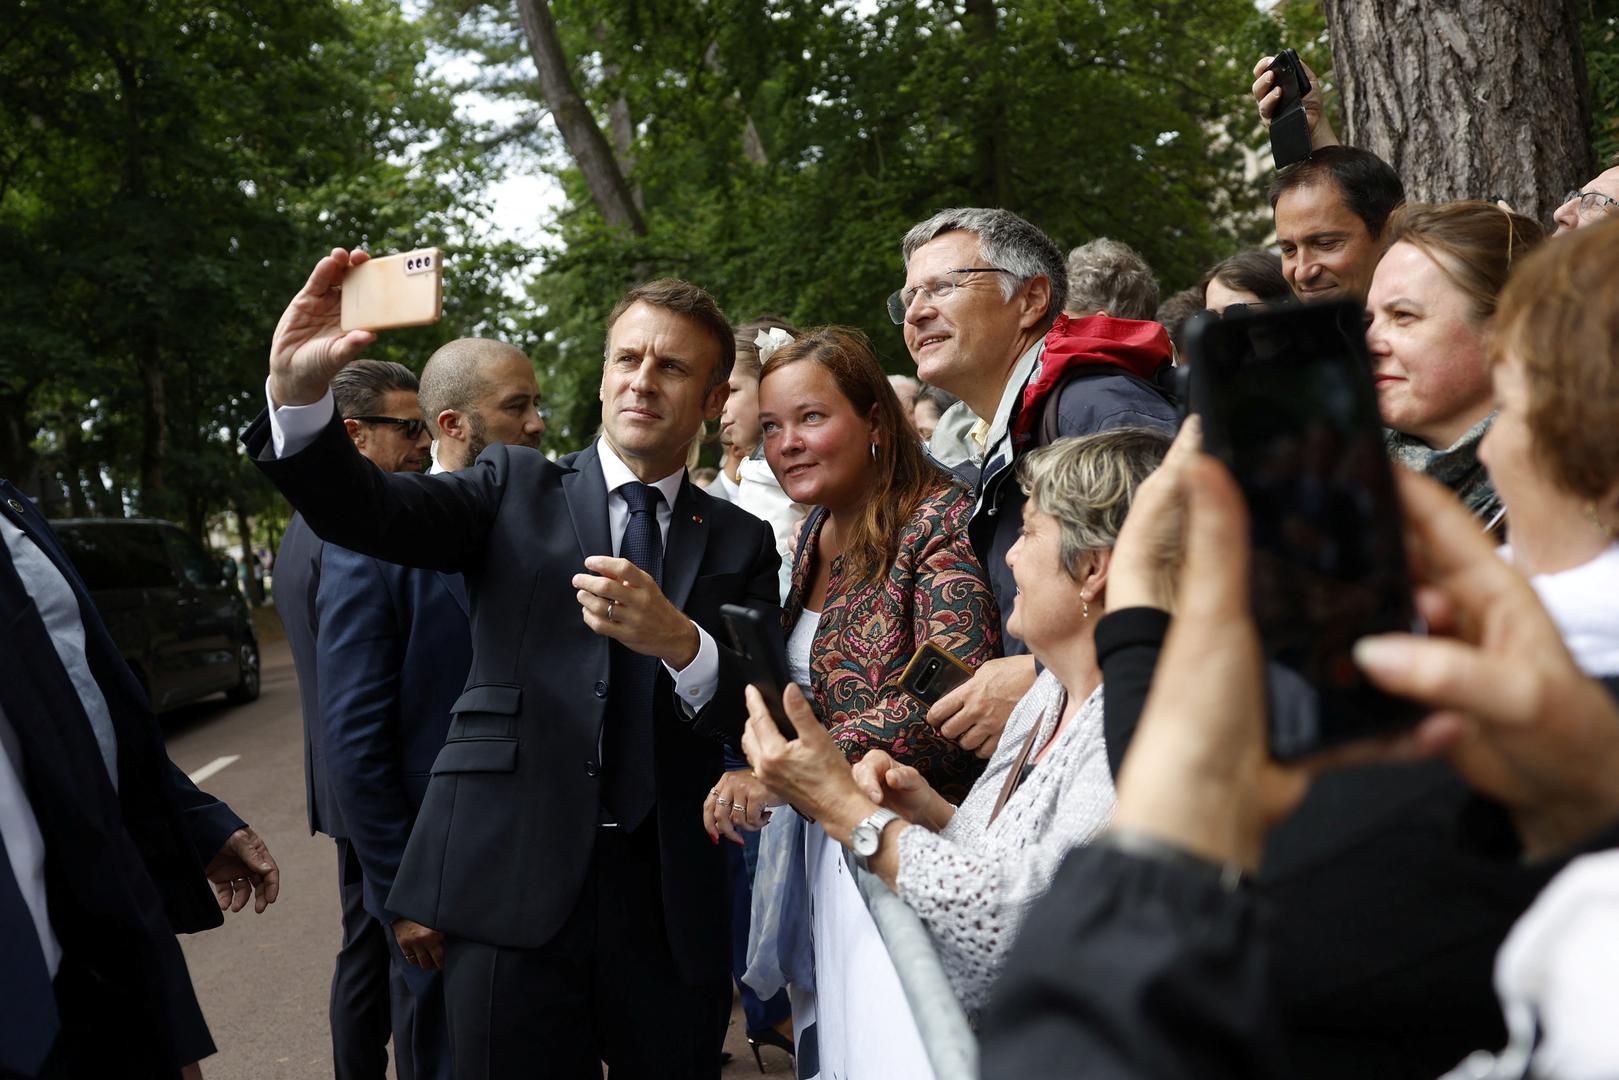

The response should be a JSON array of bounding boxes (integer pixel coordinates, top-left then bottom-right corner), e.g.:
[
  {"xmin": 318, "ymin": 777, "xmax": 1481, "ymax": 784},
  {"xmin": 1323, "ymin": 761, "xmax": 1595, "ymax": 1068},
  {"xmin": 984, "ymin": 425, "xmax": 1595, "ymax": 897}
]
[{"xmin": 167, "ymin": 639, "xmax": 791, "ymax": 1078}]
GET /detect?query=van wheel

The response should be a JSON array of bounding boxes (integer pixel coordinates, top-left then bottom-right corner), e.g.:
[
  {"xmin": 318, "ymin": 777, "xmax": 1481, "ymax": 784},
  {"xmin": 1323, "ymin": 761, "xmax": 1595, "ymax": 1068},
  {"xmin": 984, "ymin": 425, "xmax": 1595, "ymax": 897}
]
[{"xmin": 226, "ymin": 640, "xmax": 260, "ymax": 704}]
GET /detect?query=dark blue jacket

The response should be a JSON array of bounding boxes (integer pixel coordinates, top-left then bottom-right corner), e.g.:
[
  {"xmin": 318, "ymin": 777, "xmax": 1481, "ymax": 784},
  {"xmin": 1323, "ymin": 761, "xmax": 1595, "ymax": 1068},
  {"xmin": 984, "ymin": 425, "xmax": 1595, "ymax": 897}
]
[
  {"xmin": 274, "ymin": 512, "xmax": 343, "ymax": 837},
  {"xmin": 316, "ymin": 543, "xmax": 471, "ymax": 923}
]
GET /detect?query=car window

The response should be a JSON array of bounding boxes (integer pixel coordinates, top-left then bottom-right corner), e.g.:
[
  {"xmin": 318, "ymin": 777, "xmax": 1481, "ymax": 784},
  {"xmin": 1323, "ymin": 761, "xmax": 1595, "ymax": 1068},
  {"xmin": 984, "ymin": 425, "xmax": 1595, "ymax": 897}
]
[
  {"xmin": 54, "ymin": 524, "xmax": 173, "ymax": 590},
  {"xmin": 162, "ymin": 527, "xmax": 221, "ymax": 588}
]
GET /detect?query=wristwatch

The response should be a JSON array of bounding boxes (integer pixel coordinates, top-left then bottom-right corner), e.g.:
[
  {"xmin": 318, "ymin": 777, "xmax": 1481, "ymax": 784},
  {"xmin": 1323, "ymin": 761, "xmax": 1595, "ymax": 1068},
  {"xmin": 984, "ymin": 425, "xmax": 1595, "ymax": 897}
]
[{"xmin": 848, "ymin": 808, "xmax": 901, "ymax": 871}]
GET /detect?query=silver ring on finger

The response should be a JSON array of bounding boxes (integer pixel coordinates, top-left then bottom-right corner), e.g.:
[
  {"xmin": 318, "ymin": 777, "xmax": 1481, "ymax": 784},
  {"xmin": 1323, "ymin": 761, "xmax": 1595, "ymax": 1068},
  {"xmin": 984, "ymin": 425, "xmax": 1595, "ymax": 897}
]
[
  {"xmin": 607, "ymin": 599, "xmax": 617, "ymax": 623},
  {"xmin": 714, "ymin": 796, "xmax": 731, "ymax": 807},
  {"xmin": 731, "ymin": 804, "xmax": 746, "ymax": 815}
]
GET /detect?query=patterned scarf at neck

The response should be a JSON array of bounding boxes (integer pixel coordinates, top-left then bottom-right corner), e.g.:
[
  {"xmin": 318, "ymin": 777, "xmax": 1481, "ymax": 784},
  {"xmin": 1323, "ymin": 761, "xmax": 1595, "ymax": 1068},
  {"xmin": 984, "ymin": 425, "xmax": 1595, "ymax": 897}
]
[{"xmin": 1385, "ymin": 415, "xmax": 1500, "ymax": 521}]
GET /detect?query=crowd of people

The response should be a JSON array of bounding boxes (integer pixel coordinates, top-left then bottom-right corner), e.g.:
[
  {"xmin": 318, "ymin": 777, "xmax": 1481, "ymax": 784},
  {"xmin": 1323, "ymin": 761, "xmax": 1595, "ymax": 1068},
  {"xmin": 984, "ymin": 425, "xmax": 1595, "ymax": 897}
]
[{"xmin": 5, "ymin": 48, "xmax": 1619, "ymax": 1080}]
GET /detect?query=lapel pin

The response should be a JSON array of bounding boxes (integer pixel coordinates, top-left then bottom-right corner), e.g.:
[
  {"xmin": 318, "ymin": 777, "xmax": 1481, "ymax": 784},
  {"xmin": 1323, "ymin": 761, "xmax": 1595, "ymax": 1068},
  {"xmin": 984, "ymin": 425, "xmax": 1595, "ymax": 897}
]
[
  {"xmin": 691, "ymin": 513, "xmax": 703, "ymax": 524},
  {"xmin": 6, "ymin": 498, "xmax": 22, "ymax": 514}
]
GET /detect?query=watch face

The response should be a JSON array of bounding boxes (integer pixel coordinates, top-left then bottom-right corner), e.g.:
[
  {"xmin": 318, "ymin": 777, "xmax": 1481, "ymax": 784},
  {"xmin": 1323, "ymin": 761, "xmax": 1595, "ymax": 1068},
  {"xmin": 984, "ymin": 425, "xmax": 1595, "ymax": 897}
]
[{"xmin": 851, "ymin": 823, "xmax": 879, "ymax": 857}]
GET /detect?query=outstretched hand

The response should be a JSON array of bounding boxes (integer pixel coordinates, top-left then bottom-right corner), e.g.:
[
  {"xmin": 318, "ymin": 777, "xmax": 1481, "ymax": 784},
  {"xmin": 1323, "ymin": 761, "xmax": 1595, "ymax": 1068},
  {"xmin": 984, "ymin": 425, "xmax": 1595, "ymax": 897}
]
[
  {"xmin": 205, "ymin": 826, "xmax": 280, "ymax": 914},
  {"xmin": 1354, "ymin": 470, "xmax": 1619, "ymax": 860},
  {"xmin": 268, "ymin": 248, "xmax": 377, "ymax": 407}
]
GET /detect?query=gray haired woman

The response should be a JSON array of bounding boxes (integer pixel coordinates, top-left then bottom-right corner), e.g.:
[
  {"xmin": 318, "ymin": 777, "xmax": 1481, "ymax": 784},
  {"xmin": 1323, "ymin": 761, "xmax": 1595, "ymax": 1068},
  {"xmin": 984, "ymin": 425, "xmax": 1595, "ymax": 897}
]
[{"xmin": 742, "ymin": 426, "xmax": 1176, "ymax": 1016}]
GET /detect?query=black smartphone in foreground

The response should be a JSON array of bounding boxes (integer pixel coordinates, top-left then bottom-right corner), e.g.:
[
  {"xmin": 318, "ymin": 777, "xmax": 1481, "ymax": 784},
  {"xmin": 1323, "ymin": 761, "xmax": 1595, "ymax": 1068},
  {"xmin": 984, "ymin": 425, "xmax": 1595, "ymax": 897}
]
[
  {"xmin": 1186, "ymin": 301, "xmax": 1424, "ymax": 760},
  {"xmin": 1267, "ymin": 48, "xmax": 1313, "ymax": 169},
  {"xmin": 897, "ymin": 642, "xmax": 975, "ymax": 708},
  {"xmin": 720, "ymin": 604, "xmax": 798, "ymax": 740}
]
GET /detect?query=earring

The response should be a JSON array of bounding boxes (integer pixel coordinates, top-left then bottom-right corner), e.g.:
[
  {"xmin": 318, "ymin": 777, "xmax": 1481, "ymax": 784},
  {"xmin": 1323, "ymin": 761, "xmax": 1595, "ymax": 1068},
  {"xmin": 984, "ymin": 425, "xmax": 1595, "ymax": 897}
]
[
  {"xmin": 1082, "ymin": 597, "xmax": 1090, "ymax": 619},
  {"xmin": 871, "ymin": 443, "xmax": 878, "ymax": 461},
  {"xmin": 1587, "ymin": 500, "xmax": 1618, "ymax": 539}
]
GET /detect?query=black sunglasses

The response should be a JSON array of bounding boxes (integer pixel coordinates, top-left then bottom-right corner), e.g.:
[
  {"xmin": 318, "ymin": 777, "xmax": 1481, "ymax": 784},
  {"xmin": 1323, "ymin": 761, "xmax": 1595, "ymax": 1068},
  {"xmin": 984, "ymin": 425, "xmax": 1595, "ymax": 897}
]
[{"xmin": 348, "ymin": 415, "xmax": 428, "ymax": 439}]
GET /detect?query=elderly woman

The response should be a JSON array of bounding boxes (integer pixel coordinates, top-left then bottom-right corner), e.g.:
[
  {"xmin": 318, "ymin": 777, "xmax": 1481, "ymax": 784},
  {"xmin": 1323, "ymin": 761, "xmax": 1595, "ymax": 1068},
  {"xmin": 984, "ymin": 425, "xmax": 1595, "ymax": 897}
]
[
  {"xmin": 743, "ymin": 427, "xmax": 1173, "ymax": 1017},
  {"xmin": 1480, "ymin": 217, "xmax": 1619, "ymax": 674},
  {"xmin": 1365, "ymin": 201, "xmax": 1544, "ymax": 523}
]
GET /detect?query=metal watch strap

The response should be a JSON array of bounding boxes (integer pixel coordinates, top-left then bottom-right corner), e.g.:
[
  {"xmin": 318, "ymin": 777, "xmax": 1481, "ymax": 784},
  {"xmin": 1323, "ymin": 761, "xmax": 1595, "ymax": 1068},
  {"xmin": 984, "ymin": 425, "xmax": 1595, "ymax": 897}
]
[{"xmin": 852, "ymin": 808, "xmax": 901, "ymax": 872}]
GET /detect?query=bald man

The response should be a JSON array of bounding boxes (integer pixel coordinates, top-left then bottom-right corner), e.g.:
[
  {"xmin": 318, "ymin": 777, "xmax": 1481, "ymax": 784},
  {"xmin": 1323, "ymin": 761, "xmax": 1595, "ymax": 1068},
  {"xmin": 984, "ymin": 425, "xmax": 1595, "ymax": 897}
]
[{"xmin": 420, "ymin": 338, "xmax": 546, "ymax": 473}]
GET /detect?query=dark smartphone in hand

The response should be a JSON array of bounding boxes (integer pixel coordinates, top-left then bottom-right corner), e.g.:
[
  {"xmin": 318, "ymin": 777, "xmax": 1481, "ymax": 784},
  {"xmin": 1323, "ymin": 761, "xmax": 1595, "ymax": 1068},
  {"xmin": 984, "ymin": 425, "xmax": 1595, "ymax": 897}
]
[
  {"xmin": 1186, "ymin": 301, "xmax": 1424, "ymax": 760},
  {"xmin": 1267, "ymin": 48, "xmax": 1313, "ymax": 169},
  {"xmin": 897, "ymin": 642, "xmax": 976, "ymax": 708},
  {"xmin": 720, "ymin": 604, "xmax": 797, "ymax": 740}
]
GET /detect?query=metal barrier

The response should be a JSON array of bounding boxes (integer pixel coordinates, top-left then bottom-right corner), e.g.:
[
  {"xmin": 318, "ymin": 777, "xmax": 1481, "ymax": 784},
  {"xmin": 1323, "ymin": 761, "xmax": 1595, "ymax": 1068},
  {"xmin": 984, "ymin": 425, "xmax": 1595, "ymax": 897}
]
[{"xmin": 844, "ymin": 848, "xmax": 980, "ymax": 1080}]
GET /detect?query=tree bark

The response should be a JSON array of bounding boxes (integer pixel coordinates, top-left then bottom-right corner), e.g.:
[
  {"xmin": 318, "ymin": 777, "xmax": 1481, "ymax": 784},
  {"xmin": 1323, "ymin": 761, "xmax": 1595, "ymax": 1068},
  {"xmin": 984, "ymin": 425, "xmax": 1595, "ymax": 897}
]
[
  {"xmin": 515, "ymin": 0, "xmax": 647, "ymax": 235},
  {"xmin": 1322, "ymin": 0, "xmax": 1594, "ymax": 224}
]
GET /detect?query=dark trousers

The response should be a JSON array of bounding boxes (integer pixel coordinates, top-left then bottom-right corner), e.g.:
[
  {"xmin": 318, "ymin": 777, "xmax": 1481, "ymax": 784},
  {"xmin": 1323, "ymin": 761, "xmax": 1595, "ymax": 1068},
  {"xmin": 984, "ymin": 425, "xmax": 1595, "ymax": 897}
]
[
  {"xmin": 441, "ymin": 822, "xmax": 732, "ymax": 1080},
  {"xmin": 383, "ymin": 917, "xmax": 453, "ymax": 1080},
  {"xmin": 332, "ymin": 837, "xmax": 394, "ymax": 1080}
]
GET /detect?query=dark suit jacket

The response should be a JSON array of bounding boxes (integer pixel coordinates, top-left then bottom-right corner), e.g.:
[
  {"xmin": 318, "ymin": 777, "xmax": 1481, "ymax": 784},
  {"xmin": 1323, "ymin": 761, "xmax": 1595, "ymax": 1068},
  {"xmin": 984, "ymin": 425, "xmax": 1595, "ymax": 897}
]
[
  {"xmin": 274, "ymin": 512, "xmax": 343, "ymax": 838},
  {"xmin": 0, "ymin": 479, "xmax": 245, "ymax": 1066},
  {"xmin": 246, "ymin": 412, "xmax": 780, "ymax": 983},
  {"xmin": 317, "ymin": 543, "xmax": 472, "ymax": 923}
]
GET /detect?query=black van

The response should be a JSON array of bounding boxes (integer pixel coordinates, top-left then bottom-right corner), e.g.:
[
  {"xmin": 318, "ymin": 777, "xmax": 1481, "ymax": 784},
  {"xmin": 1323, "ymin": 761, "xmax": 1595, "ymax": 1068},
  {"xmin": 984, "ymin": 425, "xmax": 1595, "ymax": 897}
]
[{"xmin": 52, "ymin": 518, "xmax": 261, "ymax": 713}]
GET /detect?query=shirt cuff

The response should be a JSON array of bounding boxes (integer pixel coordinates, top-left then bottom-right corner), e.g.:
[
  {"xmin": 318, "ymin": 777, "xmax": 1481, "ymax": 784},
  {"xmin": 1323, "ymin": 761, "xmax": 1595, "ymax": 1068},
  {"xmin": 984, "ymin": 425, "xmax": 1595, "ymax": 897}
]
[
  {"xmin": 267, "ymin": 376, "xmax": 336, "ymax": 458},
  {"xmin": 666, "ymin": 624, "xmax": 718, "ymax": 716}
]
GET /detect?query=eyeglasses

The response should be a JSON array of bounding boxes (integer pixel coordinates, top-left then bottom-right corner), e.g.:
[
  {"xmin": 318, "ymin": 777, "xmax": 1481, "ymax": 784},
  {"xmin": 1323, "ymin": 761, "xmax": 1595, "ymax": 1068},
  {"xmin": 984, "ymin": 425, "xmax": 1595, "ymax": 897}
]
[
  {"xmin": 348, "ymin": 415, "xmax": 427, "ymax": 439},
  {"xmin": 887, "ymin": 267, "xmax": 1014, "ymax": 324},
  {"xmin": 1562, "ymin": 189, "xmax": 1618, "ymax": 221}
]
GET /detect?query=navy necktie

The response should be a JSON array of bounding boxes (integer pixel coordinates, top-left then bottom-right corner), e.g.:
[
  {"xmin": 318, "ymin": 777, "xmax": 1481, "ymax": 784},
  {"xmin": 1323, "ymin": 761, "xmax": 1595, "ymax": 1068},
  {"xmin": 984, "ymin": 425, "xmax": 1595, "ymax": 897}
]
[
  {"xmin": 0, "ymin": 825, "xmax": 61, "ymax": 1075},
  {"xmin": 604, "ymin": 482, "xmax": 664, "ymax": 830}
]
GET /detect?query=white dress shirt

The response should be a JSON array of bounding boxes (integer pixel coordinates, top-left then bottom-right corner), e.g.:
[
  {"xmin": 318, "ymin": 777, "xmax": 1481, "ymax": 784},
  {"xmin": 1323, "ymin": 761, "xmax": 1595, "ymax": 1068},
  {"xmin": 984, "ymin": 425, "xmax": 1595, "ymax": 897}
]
[{"xmin": 265, "ymin": 382, "xmax": 718, "ymax": 709}]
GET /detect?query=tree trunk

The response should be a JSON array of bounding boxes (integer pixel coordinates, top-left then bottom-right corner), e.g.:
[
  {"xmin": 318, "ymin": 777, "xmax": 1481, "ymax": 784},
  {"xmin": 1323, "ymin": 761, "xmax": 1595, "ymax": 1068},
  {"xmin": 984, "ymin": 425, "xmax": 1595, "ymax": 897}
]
[
  {"xmin": 1323, "ymin": 0, "xmax": 1594, "ymax": 223},
  {"xmin": 235, "ymin": 499, "xmax": 263, "ymax": 606},
  {"xmin": 515, "ymin": 0, "xmax": 647, "ymax": 235},
  {"xmin": 963, "ymin": 0, "xmax": 1011, "ymax": 206},
  {"xmin": 596, "ymin": 22, "xmax": 646, "ymax": 213},
  {"xmin": 138, "ymin": 352, "xmax": 166, "ymax": 506}
]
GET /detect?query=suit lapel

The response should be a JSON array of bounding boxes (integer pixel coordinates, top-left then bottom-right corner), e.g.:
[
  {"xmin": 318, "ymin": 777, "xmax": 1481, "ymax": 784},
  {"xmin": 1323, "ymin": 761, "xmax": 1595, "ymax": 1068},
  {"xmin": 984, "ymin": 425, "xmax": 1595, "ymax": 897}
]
[
  {"xmin": 662, "ymin": 478, "xmax": 708, "ymax": 611},
  {"xmin": 561, "ymin": 444, "xmax": 613, "ymax": 562},
  {"xmin": 439, "ymin": 571, "xmax": 470, "ymax": 616}
]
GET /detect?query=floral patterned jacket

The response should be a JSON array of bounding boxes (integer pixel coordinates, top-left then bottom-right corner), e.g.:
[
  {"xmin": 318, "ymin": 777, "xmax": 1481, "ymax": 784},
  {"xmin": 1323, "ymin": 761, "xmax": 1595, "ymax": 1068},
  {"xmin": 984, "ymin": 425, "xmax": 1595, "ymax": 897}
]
[{"xmin": 786, "ymin": 478, "xmax": 1001, "ymax": 801}]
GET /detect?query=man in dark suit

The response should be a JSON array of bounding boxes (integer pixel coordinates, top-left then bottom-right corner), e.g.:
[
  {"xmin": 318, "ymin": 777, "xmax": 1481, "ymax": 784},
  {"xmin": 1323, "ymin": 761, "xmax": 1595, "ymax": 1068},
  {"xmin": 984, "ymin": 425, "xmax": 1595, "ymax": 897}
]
[
  {"xmin": 274, "ymin": 358, "xmax": 432, "ymax": 1080},
  {"xmin": 0, "ymin": 479, "xmax": 279, "ymax": 1077},
  {"xmin": 246, "ymin": 250, "xmax": 780, "ymax": 1080},
  {"xmin": 319, "ymin": 339, "xmax": 542, "ymax": 1080}
]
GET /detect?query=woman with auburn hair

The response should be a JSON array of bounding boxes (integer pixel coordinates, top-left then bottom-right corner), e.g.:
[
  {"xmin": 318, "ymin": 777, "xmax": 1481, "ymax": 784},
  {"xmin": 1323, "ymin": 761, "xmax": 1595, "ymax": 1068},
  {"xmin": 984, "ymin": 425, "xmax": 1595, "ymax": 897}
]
[
  {"xmin": 1480, "ymin": 216, "xmax": 1619, "ymax": 674},
  {"xmin": 1365, "ymin": 200, "xmax": 1545, "ymax": 524},
  {"xmin": 711, "ymin": 326, "xmax": 1000, "ymax": 1076}
]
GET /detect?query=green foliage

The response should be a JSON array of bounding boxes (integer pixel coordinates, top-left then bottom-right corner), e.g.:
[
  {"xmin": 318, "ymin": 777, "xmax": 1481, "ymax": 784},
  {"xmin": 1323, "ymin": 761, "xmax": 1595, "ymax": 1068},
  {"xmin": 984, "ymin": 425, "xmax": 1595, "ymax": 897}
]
[
  {"xmin": 1588, "ymin": 0, "xmax": 1619, "ymax": 164},
  {"xmin": 434, "ymin": 0, "xmax": 1279, "ymax": 452},
  {"xmin": 0, "ymin": 0, "xmax": 528, "ymax": 534}
]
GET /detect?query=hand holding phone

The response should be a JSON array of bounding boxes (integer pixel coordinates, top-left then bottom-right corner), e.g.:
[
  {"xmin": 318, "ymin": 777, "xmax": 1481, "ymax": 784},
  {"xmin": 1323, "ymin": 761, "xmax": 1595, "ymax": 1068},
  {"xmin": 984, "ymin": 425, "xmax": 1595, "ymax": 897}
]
[
  {"xmin": 1186, "ymin": 301, "xmax": 1424, "ymax": 759},
  {"xmin": 340, "ymin": 248, "xmax": 443, "ymax": 332},
  {"xmin": 897, "ymin": 642, "xmax": 976, "ymax": 708},
  {"xmin": 1267, "ymin": 49, "xmax": 1314, "ymax": 169},
  {"xmin": 720, "ymin": 604, "xmax": 798, "ymax": 740}
]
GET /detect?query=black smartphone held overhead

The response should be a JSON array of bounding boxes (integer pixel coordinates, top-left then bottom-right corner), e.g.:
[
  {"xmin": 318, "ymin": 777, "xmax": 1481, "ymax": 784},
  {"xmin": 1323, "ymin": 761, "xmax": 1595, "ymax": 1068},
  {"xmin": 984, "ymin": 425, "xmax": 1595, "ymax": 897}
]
[
  {"xmin": 1267, "ymin": 48, "xmax": 1313, "ymax": 170},
  {"xmin": 897, "ymin": 642, "xmax": 975, "ymax": 708},
  {"xmin": 1187, "ymin": 301, "xmax": 1424, "ymax": 760},
  {"xmin": 719, "ymin": 604, "xmax": 797, "ymax": 740}
]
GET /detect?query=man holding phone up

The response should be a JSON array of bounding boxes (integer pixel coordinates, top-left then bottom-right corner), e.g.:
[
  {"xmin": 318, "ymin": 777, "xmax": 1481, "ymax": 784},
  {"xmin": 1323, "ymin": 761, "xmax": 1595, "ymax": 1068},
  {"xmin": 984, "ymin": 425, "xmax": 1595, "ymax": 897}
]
[{"xmin": 245, "ymin": 249, "xmax": 781, "ymax": 1080}]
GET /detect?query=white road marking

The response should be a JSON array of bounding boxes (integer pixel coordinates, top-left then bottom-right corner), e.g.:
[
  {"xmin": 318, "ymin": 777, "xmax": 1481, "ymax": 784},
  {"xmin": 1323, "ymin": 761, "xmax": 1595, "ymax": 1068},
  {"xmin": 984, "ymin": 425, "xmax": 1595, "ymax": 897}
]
[{"xmin": 187, "ymin": 755, "xmax": 241, "ymax": 785}]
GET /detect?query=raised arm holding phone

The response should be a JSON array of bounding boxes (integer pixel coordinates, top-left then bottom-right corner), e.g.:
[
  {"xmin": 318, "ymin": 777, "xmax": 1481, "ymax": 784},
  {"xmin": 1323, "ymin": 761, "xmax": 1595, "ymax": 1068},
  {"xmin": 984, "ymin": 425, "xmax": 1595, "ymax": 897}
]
[{"xmin": 251, "ymin": 247, "xmax": 781, "ymax": 1080}]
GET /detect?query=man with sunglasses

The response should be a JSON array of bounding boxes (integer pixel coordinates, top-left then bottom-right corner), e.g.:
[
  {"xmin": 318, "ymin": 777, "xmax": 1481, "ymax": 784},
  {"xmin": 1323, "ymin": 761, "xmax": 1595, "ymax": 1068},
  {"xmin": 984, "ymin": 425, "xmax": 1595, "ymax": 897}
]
[
  {"xmin": 274, "ymin": 358, "xmax": 441, "ymax": 1080},
  {"xmin": 893, "ymin": 208, "xmax": 1177, "ymax": 762}
]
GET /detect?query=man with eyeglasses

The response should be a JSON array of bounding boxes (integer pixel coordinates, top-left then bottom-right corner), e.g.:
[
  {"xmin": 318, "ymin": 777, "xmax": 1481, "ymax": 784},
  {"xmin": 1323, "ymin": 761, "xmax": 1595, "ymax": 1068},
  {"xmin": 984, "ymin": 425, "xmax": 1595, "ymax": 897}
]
[
  {"xmin": 273, "ymin": 357, "xmax": 437, "ymax": 1080},
  {"xmin": 1553, "ymin": 156, "xmax": 1619, "ymax": 234},
  {"xmin": 893, "ymin": 208, "xmax": 1177, "ymax": 761}
]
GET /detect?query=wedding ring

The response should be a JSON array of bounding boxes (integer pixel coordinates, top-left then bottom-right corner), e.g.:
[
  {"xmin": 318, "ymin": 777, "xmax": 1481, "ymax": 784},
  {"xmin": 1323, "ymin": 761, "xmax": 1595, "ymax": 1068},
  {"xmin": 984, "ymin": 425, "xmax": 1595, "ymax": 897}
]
[
  {"xmin": 607, "ymin": 599, "xmax": 618, "ymax": 622},
  {"xmin": 715, "ymin": 796, "xmax": 731, "ymax": 807}
]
